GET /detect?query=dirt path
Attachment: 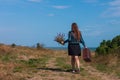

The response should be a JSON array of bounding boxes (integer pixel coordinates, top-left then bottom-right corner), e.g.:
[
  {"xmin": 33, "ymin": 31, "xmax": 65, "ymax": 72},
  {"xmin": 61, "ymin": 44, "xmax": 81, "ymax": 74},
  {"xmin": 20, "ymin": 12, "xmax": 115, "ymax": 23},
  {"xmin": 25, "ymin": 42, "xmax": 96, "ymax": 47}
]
[
  {"xmin": 81, "ymin": 63, "xmax": 120, "ymax": 80},
  {"xmin": 46, "ymin": 57, "xmax": 57, "ymax": 68},
  {"xmin": 28, "ymin": 51, "xmax": 120, "ymax": 80}
]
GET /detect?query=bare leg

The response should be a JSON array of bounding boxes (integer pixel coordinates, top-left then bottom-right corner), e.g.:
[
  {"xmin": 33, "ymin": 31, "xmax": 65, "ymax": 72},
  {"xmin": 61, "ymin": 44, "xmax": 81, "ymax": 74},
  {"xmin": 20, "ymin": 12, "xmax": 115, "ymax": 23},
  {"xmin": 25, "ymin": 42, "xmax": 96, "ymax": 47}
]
[
  {"xmin": 71, "ymin": 56, "xmax": 75, "ymax": 70},
  {"xmin": 75, "ymin": 56, "xmax": 80, "ymax": 70}
]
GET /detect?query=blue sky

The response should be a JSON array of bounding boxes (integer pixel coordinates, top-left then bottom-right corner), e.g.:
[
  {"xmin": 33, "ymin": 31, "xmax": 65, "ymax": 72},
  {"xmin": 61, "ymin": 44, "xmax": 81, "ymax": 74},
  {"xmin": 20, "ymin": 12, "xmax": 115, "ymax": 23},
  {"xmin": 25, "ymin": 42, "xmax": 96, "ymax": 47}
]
[{"xmin": 0, "ymin": 0, "xmax": 120, "ymax": 47}]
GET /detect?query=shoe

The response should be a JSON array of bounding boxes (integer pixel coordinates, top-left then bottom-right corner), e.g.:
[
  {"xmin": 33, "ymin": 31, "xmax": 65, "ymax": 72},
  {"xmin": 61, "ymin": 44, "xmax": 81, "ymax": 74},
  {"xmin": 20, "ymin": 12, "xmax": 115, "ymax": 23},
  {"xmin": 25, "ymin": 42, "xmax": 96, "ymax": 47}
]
[
  {"xmin": 75, "ymin": 69, "xmax": 80, "ymax": 74},
  {"xmin": 72, "ymin": 70, "xmax": 76, "ymax": 73}
]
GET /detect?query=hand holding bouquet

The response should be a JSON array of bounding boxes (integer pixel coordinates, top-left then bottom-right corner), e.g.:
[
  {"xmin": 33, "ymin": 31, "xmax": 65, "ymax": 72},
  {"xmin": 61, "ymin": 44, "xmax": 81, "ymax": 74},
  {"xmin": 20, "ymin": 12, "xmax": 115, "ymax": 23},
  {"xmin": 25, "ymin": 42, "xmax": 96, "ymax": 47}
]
[{"xmin": 54, "ymin": 33, "xmax": 65, "ymax": 45}]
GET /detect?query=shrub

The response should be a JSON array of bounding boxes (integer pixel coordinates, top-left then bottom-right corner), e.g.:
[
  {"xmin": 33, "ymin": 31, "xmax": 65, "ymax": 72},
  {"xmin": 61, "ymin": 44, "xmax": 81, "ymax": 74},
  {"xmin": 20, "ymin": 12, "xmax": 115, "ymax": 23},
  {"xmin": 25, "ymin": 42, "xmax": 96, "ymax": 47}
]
[
  {"xmin": 36, "ymin": 43, "xmax": 44, "ymax": 49},
  {"xmin": 96, "ymin": 35, "xmax": 120, "ymax": 55},
  {"xmin": 11, "ymin": 43, "xmax": 16, "ymax": 48}
]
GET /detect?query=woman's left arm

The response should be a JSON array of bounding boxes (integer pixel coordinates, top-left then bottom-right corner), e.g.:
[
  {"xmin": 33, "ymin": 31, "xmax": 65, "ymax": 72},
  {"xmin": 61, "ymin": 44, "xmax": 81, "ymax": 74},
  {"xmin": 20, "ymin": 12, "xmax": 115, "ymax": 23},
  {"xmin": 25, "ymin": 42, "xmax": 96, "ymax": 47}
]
[
  {"xmin": 64, "ymin": 39, "xmax": 69, "ymax": 44},
  {"xmin": 64, "ymin": 31, "xmax": 71, "ymax": 44}
]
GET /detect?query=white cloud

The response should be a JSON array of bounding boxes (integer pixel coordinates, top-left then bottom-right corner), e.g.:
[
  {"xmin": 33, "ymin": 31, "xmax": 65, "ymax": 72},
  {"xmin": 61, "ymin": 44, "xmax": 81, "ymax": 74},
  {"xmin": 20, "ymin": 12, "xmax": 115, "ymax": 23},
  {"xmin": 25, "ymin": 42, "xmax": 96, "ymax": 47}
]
[
  {"xmin": 52, "ymin": 5, "xmax": 70, "ymax": 9},
  {"xmin": 81, "ymin": 25, "xmax": 103, "ymax": 37},
  {"xmin": 102, "ymin": 7, "xmax": 120, "ymax": 17},
  {"xmin": 27, "ymin": 0, "xmax": 42, "ymax": 2},
  {"xmin": 101, "ymin": 0, "xmax": 120, "ymax": 17},
  {"xmin": 83, "ymin": 30, "xmax": 103, "ymax": 37},
  {"xmin": 109, "ymin": 0, "xmax": 120, "ymax": 6},
  {"xmin": 108, "ymin": 19, "xmax": 120, "ymax": 25},
  {"xmin": 89, "ymin": 31, "xmax": 102, "ymax": 36}
]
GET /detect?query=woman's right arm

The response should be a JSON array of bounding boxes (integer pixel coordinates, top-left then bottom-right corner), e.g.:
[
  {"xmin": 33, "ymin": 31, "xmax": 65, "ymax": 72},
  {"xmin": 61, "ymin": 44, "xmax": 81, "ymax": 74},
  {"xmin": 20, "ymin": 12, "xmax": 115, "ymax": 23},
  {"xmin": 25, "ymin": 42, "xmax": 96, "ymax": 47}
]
[{"xmin": 80, "ymin": 34, "xmax": 86, "ymax": 47}]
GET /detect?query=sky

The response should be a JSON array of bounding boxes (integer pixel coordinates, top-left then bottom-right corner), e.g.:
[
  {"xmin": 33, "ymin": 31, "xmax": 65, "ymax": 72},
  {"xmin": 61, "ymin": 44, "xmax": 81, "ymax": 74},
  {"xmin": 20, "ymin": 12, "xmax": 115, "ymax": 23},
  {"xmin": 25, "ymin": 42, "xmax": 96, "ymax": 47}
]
[{"xmin": 0, "ymin": 0, "xmax": 120, "ymax": 47}]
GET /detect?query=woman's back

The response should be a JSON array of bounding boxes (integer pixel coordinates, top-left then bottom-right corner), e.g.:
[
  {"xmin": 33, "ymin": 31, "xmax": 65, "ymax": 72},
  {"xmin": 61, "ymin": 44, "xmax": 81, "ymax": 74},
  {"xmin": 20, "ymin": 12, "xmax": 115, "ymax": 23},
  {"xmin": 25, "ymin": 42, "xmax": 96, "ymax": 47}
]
[{"xmin": 68, "ymin": 31, "xmax": 80, "ymax": 44}]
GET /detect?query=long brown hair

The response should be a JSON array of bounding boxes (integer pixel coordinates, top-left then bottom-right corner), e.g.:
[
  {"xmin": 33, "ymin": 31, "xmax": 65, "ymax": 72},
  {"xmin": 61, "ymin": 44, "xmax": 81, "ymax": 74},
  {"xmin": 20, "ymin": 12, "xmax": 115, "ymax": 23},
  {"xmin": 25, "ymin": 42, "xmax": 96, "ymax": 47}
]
[{"xmin": 71, "ymin": 23, "xmax": 81, "ymax": 41}]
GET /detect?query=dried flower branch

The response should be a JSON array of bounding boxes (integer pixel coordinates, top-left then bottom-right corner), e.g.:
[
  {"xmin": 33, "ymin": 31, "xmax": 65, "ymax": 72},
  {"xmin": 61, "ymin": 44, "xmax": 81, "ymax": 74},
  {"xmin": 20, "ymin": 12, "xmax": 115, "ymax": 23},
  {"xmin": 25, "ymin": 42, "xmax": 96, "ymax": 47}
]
[{"xmin": 54, "ymin": 33, "xmax": 65, "ymax": 44}]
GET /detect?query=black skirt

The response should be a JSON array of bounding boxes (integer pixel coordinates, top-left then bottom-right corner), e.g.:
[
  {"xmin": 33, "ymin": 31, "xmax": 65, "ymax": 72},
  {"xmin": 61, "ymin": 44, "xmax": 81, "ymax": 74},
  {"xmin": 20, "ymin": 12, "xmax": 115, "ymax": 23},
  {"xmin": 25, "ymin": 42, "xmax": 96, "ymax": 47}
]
[{"xmin": 68, "ymin": 43, "xmax": 81, "ymax": 56}]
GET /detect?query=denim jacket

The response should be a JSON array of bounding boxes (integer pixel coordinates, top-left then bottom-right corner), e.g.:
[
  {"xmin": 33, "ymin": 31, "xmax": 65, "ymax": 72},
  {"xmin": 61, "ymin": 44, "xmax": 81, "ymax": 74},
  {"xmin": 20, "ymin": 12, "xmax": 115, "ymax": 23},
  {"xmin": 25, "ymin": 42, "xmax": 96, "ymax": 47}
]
[{"xmin": 64, "ymin": 31, "xmax": 85, "ymax": 47}]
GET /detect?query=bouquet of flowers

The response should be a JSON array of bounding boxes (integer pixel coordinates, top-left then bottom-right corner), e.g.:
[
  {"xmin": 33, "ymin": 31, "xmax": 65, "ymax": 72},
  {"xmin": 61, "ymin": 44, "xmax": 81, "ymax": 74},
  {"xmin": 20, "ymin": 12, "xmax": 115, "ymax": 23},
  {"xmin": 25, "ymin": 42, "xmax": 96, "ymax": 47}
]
[{"xmin": 54, "ymin": 33, "xmax": 65, "ymax": 45}]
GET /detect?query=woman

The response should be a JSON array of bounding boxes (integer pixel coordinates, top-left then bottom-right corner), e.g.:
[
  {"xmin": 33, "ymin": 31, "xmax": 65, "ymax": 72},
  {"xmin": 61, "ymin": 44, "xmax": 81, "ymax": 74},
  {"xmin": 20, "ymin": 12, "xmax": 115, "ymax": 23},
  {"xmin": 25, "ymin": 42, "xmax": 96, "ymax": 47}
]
[{"xmin": 62, "ymin": 23, "xmax": 86, "ymax": 73}]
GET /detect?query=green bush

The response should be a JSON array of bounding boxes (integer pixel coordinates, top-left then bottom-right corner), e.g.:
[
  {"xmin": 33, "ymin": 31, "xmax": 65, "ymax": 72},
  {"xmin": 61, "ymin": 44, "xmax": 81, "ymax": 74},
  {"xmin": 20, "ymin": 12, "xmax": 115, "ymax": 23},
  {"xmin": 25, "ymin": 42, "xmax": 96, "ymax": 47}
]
[
  {"xmin": 36, "ymin": 43, "xmax": 44, "ymax": 50},
  {"xmin": 11, "ymin": 43, "xmax": 16, "ymax": 48},
  {"xmin": 96, "ymin": 35, "xmax": 120, "ymax": 55}
]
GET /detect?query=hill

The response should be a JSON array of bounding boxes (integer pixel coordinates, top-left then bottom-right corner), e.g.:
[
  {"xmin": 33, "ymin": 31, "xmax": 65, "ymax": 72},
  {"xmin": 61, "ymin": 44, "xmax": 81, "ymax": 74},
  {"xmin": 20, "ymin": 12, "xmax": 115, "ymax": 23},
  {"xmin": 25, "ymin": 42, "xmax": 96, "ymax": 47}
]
[
  {"xmin": 0, "ymin": 43, "xmax": 119, "ymax": 80},
  {"xmin": 93, "ymin": 35, "xmax": 120, "ymax": 79}
]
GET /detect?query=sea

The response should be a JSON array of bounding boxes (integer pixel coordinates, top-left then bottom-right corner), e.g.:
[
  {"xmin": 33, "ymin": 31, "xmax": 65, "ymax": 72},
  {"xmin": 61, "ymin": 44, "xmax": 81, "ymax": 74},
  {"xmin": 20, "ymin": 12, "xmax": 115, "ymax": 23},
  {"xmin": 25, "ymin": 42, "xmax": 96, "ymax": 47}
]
[{"xmin": 47, "ymin": 47, "xmax": 96, "ymax": 51}]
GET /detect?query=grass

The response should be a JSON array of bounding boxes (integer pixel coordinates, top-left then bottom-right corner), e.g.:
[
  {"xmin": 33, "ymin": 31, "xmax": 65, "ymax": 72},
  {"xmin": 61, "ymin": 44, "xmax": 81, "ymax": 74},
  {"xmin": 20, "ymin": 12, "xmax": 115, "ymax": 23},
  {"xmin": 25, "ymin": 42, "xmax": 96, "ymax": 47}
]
[
  {"xmin": 0, "ymin": 44, "xmax": 119, "ymax": 80},
  {"xmin": 95, "ymin": 64, "xmax": 108, "ymax": 72},
  {"xmin": 12, "ymin": 60, "xmax": 47, "ymax": 79},
  {"xmin": 19, "ymin": 59, "xmax": 40, "ymax": 67},
  {"xmin": 17, "ymin": 57, "xmax": 50, "ymax": 68},
  {"xmin": 116, "ymin": 72, "xmax": 120, "ymax": 79},
  {"xmin": 0, "ymin": 53, "xmax": 17, "ymax": 62},
  {"xmin": 80, "ymin": 69, "xmax": 88, "ymax": 77},
  {"xmin": 55, "ymin": 57, "xmax": 71, "ymax": 70},
  {"xmin": 12, "ymin": 55, "xmax": 51, "ymax": 77},
  {"xmin": 91, "ymin": 63, "xmax": 113, "ymax": 75},
  {"xmin": 0, "ymin": 54, "xmax": 11, "ymax": 62},
  {"xmin": 13, "ymin": 66, "xmax": 23, "ymax": 73},
  {"xmin": 90, "ymin": 53, "xmax": 120, "ymax": 79},
  {"xmin": 0, "ymin": 44, "xmax": 53, "ymax": 80},
  {"xmin": 19, "ymin": 78, "xmax": 26, "ymax": 80}
]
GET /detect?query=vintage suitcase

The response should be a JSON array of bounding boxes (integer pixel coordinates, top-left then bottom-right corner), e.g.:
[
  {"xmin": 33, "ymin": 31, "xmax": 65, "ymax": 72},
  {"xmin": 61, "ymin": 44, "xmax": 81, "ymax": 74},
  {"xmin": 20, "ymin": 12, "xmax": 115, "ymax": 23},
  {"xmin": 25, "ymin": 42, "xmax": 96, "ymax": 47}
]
[{"xmin": 83, "ymin": 48, "xmax": 91, "ymax": 62}]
